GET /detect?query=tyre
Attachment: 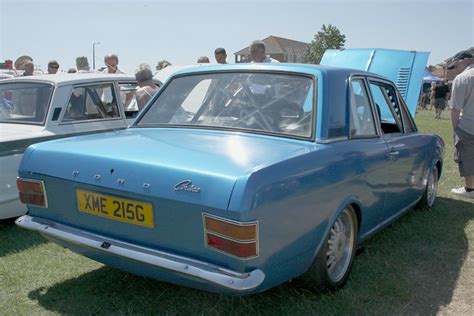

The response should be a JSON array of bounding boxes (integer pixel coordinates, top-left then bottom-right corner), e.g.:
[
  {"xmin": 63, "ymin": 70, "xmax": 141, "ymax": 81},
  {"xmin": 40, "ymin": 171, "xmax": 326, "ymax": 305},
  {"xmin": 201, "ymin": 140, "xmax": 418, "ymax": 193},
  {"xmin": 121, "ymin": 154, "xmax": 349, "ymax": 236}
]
[
  {"xmin": 298, "ymin": 205, "xmax": 358, "ymax": 292},
  {"xmin": 417, "ymin": 165, "xmax": 439, "ymax": 209}
]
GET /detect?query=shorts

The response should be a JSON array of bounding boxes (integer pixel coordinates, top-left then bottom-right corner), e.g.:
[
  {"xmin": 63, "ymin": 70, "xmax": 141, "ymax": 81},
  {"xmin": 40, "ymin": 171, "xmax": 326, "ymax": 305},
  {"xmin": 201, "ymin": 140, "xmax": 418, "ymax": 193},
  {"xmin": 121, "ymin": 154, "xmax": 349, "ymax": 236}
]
[
  {"xmin": 434, "ymin": 98, "xmax": 446, "ymax": 110},
  {"xmin": 454, "ymin": 127, "xmax": 474, "ymax": 177}
]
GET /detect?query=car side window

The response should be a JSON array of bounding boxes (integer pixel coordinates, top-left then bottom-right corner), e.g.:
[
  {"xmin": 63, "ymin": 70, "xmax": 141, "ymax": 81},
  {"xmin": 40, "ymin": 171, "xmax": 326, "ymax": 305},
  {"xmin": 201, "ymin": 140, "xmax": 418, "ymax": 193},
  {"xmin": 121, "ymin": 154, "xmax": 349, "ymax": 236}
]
[
  {"xmin": 369, "ymin": 81, "xmax": 403, "ymax": 134},
  {"xmin": 398, "ymin": 95, "xmax": 417, "ymax": 133},
  {"xmin": 349, "ymin": 79, "xmax": 377, "ymax": 137},
  {"xmin": 118, "ymin": 82, "xmax": 139, "ymax": 113},
  {"xmin": 63, "ymin": 83, "xmax": 120, "ymax": 122}
]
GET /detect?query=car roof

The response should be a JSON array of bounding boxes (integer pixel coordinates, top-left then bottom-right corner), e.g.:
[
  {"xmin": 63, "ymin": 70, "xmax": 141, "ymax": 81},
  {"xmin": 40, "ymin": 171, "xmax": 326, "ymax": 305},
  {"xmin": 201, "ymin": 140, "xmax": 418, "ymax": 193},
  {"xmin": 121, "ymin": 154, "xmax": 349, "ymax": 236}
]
[
  {"xmin": 167, "ymin": 63, "xmax": 384, "ymax": 80},
  {"xmin": 0, "ymin": 73, "xmax": 137, "ymax": 86}
]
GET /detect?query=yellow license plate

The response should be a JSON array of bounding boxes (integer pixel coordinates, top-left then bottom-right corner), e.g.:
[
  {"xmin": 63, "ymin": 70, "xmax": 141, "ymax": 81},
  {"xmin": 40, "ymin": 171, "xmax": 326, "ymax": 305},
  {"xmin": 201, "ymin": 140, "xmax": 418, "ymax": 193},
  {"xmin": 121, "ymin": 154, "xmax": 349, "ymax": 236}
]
[{"xmin": 76, "ymin": 189, "xmax": 154, "ymax": 228}]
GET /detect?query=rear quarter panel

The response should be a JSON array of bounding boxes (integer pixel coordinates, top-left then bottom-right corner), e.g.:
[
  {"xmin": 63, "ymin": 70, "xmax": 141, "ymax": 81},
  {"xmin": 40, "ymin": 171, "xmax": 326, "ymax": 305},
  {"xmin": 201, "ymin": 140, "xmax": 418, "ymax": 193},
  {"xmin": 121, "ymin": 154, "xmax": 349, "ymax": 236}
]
[{"xmin": 227, "ymin": 139, "xmax": 390, "ymax": 289}]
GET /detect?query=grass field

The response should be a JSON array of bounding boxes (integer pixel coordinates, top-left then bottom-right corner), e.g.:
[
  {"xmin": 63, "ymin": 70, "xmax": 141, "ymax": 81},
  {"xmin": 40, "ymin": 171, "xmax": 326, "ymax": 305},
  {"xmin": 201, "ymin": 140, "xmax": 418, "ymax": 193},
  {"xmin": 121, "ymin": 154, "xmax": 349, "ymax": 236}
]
[{"xmin": 1, "ymin": 109, "xmax": 473, "ymax": 315}]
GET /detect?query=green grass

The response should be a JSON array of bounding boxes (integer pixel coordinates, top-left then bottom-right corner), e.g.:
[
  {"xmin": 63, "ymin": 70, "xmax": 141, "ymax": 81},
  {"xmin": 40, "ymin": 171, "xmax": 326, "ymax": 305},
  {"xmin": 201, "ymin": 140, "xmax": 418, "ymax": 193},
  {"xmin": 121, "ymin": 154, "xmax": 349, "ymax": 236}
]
[{"xmin": 1, "ymin": 109, "xmax": 473, "ymax": 315}]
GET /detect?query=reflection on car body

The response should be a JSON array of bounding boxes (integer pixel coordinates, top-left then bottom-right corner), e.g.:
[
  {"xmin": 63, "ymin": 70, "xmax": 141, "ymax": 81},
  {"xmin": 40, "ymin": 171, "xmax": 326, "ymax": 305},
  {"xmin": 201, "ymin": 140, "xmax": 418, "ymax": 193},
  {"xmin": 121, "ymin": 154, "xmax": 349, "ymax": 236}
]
[{"xmin": 16, "ymin": 61, "xmax": 443, "ymax": 295}]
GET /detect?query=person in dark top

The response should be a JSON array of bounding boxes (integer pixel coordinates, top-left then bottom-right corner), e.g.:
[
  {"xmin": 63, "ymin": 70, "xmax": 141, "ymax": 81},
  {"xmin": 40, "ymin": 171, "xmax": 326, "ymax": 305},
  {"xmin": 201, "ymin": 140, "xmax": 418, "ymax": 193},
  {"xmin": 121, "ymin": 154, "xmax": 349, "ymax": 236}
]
[
  {"xmin": 22, "ymin": 62, "xmax": 34, "ymax": 76},
  {"xmin": 433, "ymin": 79, "xmax": 450, "ymax": 119}
]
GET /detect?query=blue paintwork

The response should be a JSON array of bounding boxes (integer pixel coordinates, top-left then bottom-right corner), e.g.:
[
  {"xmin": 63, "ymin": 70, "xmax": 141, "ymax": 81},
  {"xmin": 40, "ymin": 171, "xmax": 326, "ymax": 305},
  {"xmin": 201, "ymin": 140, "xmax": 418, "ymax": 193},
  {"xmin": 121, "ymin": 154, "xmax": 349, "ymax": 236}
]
[
  {"xmin": 18, "ymin": 62, "xmax": 443, "ymax": 295},
  {"xmin": 321, "ymin": 48, "xmax": 429, "ymax": 117}
]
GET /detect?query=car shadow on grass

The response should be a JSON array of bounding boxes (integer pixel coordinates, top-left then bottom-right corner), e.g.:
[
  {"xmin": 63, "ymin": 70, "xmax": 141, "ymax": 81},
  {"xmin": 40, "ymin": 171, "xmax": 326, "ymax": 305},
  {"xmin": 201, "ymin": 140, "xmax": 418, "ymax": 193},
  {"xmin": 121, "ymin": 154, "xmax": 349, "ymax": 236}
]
[
  {"xmin": 27, "ymin": 197, "xmax": 473, "ymax": 315},
  {"xmin": 0, "ymin": 218, "xmax": 48, "ymax": 257}
]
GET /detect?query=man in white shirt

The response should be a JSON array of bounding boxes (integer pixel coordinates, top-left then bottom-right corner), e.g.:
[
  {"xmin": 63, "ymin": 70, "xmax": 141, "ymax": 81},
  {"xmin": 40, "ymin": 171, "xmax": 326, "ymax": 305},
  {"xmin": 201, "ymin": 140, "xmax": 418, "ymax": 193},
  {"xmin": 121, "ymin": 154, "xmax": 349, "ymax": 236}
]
[
  {"xmin": 249, "ymin": 41, "xmax": 280, "ymax": 63},
  {"xmin": 102, "ymin": 54, "xmax": 124, "ymax": 74},
  {"xmin": 449, "ymin": 50, "xmax": 474, "ymax": 198}
]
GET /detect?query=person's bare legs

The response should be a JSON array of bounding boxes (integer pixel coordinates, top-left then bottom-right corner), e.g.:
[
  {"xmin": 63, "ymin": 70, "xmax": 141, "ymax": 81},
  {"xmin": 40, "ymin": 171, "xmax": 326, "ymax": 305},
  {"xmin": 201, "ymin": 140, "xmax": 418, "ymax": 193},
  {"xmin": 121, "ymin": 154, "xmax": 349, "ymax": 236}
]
[{"xmin": 465, "ymin": 176, "xmax": 474, "ymax": 188}]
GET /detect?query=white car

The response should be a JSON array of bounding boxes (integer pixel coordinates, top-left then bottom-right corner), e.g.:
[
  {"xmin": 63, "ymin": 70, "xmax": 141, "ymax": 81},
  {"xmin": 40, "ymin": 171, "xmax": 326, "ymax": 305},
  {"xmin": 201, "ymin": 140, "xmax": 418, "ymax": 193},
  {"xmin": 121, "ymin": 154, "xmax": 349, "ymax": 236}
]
[{"xmin": 0, "ymin": 73, "xmax": 161, "ymax": 219}]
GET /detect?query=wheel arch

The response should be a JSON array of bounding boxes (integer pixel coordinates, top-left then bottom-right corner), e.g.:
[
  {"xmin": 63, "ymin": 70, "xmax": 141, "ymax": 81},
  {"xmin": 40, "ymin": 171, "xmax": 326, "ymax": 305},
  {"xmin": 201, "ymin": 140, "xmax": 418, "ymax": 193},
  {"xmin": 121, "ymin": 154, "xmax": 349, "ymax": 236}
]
[{"xmin": 309, "ymin": 196, "xmax": 362, "ymax": 263}]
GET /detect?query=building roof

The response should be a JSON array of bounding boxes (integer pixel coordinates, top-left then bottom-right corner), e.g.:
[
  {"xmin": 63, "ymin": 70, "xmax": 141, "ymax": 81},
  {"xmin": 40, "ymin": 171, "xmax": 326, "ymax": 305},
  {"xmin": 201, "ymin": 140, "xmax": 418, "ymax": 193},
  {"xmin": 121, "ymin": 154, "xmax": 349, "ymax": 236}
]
[{"xmin": 234, "ymin": 35, "xmax": 309, "ymax": 56}]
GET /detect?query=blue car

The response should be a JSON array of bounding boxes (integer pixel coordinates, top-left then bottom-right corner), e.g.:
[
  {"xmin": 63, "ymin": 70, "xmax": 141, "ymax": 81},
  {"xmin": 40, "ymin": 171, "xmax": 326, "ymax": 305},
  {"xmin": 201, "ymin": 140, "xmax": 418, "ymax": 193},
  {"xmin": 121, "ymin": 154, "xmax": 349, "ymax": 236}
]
[{"xmin": 15, "ymin": 58, "xmax": 443, "ymax": 295}]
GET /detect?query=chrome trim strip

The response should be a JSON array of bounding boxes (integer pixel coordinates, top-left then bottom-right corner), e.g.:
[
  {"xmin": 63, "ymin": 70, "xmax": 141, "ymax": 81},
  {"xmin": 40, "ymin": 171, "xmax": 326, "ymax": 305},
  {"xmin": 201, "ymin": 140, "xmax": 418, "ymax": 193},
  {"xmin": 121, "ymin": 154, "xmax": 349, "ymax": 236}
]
[
  {"xmin": 16, "ymin": 215, "xmax": 265, "ymax": 292},
  {"xmin": 365, "ymin": 49, "xmax": 376, "ymax": 71},
  {"xmin": 316, "ymin": 136, "xmax": 348, "ymax": 144}
]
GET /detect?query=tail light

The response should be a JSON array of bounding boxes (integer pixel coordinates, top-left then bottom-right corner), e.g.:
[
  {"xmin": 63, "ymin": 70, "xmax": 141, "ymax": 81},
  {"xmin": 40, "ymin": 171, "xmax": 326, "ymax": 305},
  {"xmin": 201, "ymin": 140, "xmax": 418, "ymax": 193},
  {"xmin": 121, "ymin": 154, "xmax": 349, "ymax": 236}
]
[
  {"xmin": 203, "ymin": 213, "xmax": 258, "ymax": 259},
  {"xmin": 17, "ymin": 178, "xmax": 47, "ymax": 208}
]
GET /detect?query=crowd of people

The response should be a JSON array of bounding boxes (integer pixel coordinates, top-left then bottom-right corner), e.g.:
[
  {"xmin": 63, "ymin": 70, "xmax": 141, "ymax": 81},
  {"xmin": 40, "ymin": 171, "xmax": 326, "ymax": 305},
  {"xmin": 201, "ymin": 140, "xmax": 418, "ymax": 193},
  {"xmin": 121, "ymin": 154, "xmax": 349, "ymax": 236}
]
[
  {"xmin": 419, "ymin": 50, "xmax": 474, "ymax": 199},
  {"xmin": 11, "ymin": 40, "xmax": 281, "ymax": 107},
  {"xmin": 420, "ymin": 79, "xmax": 450, "ymax": 119},
  {"xmin": 18, "ymin": 40, "xmax": 279, "ymax": 76}
]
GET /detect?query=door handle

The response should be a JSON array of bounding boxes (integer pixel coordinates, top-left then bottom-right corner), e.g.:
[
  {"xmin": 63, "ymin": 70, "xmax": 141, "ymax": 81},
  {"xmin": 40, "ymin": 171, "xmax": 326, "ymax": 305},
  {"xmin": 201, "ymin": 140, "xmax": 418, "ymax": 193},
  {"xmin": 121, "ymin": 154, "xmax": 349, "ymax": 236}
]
[{"xmin": 389, "ymin": 150, "xmax": 400, "ymax": 160}]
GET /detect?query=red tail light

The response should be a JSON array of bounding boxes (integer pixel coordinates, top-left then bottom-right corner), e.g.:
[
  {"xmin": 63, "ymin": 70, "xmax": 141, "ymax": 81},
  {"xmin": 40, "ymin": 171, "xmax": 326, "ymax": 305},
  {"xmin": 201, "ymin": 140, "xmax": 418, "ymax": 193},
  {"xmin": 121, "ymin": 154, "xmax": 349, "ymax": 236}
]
[
  {"xmin": 203, "ymin": 214, "xmax": 258, "ymax": 259},
  {"xmin": 17, "ymin": 178, "xmax": 47, "ymax": 208}
]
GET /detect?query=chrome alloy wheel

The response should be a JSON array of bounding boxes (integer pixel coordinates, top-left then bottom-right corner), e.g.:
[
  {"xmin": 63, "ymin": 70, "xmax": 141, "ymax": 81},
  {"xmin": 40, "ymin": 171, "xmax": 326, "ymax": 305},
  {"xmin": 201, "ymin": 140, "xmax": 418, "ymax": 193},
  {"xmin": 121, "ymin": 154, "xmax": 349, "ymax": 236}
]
[
  {"xmin": 426, "ymin": 167, "xmax": 439, "ymax": 207},
  {"xmin": 326, "ymin": 208, "xmax": 356, "ymax": 283}
]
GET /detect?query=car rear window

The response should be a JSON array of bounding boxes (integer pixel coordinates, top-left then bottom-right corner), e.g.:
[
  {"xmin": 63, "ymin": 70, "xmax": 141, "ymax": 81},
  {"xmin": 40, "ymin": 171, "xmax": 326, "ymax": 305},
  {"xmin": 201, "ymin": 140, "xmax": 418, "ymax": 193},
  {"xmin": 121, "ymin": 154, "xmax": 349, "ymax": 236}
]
[
  {"xmin": 0, "ymin": 82, "xmax": 53, "ymax": 125},
  {"xmin": 136, "ymin": 72, "xmax": 315, "ymax": 139}
]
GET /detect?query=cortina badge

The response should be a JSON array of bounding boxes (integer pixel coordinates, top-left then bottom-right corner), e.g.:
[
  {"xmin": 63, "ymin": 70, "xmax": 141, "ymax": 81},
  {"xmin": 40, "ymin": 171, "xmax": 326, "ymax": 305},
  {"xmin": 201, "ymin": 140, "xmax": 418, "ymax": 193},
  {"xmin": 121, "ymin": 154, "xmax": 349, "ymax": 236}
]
[{"xmin": 174, "ymin": 180, "xmax": 201, "ymax": 193}]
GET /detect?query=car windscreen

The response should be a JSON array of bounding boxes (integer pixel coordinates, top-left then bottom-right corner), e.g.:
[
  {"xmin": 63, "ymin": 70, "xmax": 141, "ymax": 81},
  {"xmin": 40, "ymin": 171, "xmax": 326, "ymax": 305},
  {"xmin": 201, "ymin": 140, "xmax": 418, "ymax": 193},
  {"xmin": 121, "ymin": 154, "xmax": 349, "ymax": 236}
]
[
  {"xmin": 136, "ymin": 72, "xmax": 314, "ymax": 138},
  {"xmin": 0, "ymin": 82, "xmax": 53, "ymax": 125}
]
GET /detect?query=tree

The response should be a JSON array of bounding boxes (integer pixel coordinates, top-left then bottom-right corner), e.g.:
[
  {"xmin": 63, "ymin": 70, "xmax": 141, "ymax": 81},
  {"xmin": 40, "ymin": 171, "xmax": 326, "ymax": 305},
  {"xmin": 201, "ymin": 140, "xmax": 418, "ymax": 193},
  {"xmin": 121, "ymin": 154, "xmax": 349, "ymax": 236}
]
[{"xmin": 304, "ymin": 24, "xmax": 346, "ymax": 64}]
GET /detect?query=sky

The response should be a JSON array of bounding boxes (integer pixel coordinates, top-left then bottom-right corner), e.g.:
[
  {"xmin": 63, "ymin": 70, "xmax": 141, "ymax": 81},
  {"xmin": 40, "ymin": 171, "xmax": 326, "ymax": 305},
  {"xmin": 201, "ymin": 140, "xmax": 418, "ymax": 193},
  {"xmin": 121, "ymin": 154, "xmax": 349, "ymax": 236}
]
[{"xmin": 0, "ymin": 0, "xmax": 473, "ymax": 74}]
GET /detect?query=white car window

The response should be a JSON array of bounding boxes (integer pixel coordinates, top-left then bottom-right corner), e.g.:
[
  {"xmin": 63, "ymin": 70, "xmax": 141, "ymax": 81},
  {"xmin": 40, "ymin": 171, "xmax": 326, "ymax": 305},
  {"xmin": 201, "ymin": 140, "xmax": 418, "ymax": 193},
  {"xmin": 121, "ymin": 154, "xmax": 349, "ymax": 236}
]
[
  {"xmin": 350, "ymin": 79, "xmax": 376, "ymax": 137},
  {"xmin": 0, "ymin": 82, "xmax": 53, "ymax": 125},
  {"xmin": 63, "ymin": 83, "xmax": 120, "ymax": 122}
]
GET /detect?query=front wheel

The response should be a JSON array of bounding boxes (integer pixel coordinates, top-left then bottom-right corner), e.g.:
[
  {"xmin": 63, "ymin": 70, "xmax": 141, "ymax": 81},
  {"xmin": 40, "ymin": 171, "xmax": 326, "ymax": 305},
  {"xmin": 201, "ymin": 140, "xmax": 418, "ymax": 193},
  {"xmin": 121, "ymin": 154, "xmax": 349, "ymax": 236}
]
[{"xmin": 298, "ymin": 205, "xmax": 358, "ymax": 292}]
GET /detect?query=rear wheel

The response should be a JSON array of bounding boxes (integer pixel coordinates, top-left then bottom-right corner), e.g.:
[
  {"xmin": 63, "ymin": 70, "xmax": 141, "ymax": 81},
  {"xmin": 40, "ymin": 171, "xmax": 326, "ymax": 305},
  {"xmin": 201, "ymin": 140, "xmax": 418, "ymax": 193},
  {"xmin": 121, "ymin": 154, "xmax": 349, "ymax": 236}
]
[
  {"xmin": 299, "ymin": 205, "xmax": 358, "ymax": 292},
  {"xmin": 417, "ymin": 165, "xmax": 439, "ymax": 209}
]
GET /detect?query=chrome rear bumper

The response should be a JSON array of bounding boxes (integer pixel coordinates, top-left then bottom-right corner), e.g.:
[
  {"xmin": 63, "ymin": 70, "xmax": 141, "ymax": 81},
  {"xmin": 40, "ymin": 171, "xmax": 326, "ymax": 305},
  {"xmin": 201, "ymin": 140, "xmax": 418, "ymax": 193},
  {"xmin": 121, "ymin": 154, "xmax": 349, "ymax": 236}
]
[{"xmin": 16, "ymin": 215, "xmax": 265, "ymax": 292}]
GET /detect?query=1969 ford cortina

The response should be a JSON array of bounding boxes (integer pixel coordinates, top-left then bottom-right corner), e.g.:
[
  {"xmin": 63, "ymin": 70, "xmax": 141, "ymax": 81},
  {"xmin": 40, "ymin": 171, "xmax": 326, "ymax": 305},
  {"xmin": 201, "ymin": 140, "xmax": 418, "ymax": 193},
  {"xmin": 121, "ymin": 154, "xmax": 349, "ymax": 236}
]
[{"xmin": 16, "ymin": 62, "xmax": 443, "ymax": 295}]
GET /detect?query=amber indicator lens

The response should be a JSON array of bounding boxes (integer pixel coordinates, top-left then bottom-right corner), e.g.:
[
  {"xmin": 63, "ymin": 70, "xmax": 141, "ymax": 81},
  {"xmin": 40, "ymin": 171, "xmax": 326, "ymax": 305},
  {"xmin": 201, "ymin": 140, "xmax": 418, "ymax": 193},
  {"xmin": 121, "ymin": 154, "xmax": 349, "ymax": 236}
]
[
  {"xmin": 204, "ymin": 216, "xmax": 256, "ymax": 241},
  {"xmin": 17, "ymin": 179, "xmax": 43, "ymax": 194}
]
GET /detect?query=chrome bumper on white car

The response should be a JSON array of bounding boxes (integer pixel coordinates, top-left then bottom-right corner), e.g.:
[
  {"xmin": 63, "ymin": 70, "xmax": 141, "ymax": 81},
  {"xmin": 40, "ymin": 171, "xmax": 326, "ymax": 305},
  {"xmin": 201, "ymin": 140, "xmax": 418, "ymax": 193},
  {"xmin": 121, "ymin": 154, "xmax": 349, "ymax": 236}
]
[{"xmin": 15, "ymin": 215, "xmax": 265, "ymax": 291}]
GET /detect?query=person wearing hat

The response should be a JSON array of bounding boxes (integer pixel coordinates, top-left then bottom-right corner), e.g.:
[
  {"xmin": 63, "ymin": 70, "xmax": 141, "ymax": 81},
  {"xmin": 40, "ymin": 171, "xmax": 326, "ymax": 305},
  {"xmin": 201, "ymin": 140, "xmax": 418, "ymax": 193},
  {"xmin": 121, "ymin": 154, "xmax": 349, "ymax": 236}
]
[{"xmin": 449, "ymin": 50, "xmax": 474, "ymax": 198}]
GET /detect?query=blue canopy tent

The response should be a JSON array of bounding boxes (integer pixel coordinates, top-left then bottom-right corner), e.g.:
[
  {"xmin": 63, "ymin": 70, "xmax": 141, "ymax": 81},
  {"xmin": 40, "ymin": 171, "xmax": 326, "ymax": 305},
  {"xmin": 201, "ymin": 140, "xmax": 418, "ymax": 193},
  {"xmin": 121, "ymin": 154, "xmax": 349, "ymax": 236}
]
[{"xmin": 423, "ymin": 69, "xmax": 441, "ymax": 83}]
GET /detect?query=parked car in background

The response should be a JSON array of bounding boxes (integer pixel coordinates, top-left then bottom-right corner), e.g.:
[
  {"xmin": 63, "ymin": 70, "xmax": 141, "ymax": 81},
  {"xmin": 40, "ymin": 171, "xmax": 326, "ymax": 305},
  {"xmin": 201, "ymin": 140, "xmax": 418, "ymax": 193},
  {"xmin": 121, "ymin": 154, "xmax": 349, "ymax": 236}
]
[
  {"xmin": 0, "ymin": 73, "xmax": 161, "ymax": 219},
  {"xmin": 16, "ymin": 62, "xmax": 443, "ymax": 295},
  {"xmin": 0, "ymin": 69, "xmax": 18, "ymax": 80}
]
